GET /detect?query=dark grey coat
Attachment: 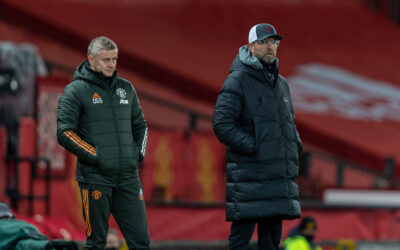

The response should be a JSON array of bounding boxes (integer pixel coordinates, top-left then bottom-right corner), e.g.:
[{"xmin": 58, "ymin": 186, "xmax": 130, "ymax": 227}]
[{"xmin": 213, "ymin": 46, "xmax": 302, "ymax": 221}]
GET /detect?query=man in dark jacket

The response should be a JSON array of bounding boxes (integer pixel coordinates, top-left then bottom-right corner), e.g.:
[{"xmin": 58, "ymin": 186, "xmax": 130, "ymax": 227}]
[
  {"xmin": 57, "ymin": 36, "xmax": 149, "ymax": 249},
  {"xmin": 213, "ymin": 23, "xmax": 302, "ymax": 250}
]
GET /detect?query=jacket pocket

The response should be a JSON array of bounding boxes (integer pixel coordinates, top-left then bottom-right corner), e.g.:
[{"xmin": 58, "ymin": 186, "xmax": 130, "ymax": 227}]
[
  {"xmin": 130, "ymin": 145, "xmax": 140, "ymax": 167},
  {"xmin": 119, "ymin": 145, "xmax": 139, "ymax": 174},
  {"xmin": 96, "ymin": 145, "xmax": 113, "ymax": 175},
  {"xmin": 95, "ymin": 145, "xmax": 103, "ymax": 169}
]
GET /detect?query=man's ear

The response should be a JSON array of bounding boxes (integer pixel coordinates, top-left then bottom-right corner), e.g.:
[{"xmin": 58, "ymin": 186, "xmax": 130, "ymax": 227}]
[
  {"xmin": 248, "ymin": 44, "xmax": 254, "ymax": 55},
  {"xmin": 88, "ymin": 55, "xmax": 94, "ymax": 67}
]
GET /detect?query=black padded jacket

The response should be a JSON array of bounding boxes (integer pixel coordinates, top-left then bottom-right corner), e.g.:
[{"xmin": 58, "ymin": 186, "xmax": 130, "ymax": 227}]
[{"xmin": 213, "ymin": 46, "xmax": 302, "ymax": 221}]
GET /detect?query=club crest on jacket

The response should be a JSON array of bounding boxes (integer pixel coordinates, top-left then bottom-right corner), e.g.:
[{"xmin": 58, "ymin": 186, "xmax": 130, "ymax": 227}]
[
  {"xmin": 116, "ymin": 88, "xmax": 129, "ymax": 104},
  {"xmin": 116, "ymin": 88, "xmax": 127, "ymax": 99},
  {"xmin": 92, "ymin": 190, "xmax": 102, "ymax": 200}
]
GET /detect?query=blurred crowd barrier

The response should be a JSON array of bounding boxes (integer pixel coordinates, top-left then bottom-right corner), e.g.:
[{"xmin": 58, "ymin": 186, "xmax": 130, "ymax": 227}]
[{"xmin": 365, "ymin": 0, "xmax": 400, "ymax": 23}]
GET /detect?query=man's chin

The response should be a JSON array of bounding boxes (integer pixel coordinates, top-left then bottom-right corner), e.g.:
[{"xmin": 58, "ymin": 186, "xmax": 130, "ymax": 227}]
[
  {"xmin": 262, "ymin": 57, "xmax": 275, "ymax": 65},
  {"xmin": 103, "ymin": 72, "xmax": 114, "ymax": 77}
]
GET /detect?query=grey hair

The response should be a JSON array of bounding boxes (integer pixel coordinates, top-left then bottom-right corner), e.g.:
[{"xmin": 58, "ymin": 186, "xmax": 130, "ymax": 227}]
[{"xmin": 87, "ymin": 36, "xmax": 118, "ymax": 57}]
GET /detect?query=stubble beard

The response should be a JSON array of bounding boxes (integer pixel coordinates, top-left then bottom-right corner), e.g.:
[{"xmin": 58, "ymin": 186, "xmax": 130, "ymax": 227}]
[
  {"xmin": 254, "ymin": 50, "xmax": 276, "ymax": 65},
  {"xmin": 103, "ymin": 70, "xmax": 114, "ymax": 77},
  {"xmin": 101, "ymin": 67, "xmax": 115, "ymax": 78},
  {"xmin": 261, "ymin": 54, "xmax": 276, "ymax": 65}
]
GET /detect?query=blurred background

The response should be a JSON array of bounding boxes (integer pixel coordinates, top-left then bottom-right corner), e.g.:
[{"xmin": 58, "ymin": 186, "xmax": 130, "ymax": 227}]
[{"xmin": 0, "ymin": 0, "xmax": 400, "ymax": 249}]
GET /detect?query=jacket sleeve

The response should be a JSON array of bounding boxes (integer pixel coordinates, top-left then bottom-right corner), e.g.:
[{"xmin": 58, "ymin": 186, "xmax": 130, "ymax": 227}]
[
  {"xmin": 130, "ymin": 85, "xmax": 148, "ymax": 162},
  {"xmin": 56, "ymin": 83, "xmax": 99, "ymax": 165},
  {"xmin": 212, "ymin": 75, "xmax": 256, "ymax": 155}
]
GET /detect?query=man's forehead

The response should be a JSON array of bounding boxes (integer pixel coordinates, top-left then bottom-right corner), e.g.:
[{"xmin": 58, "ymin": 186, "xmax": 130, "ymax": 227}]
[{"xmin": 97, "ymin": 49, "xmax": 118, "ymax": 57}]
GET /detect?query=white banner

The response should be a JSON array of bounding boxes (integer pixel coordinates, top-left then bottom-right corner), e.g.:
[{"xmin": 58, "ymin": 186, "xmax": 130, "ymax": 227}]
[{"xmin": 288, "ymin": 63, "xmax": 400, "ymax": 122}]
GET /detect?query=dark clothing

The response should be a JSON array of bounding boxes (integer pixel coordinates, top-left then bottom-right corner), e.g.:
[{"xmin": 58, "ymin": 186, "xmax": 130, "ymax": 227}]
[
  {"xmin": 57, "ymin": 60, "xmax": 148, "ymax": 186},
  {"xmin": 0, "ymin": 219, "xmax": 47, "ymax": 250},
  {"xmin": 57, "ymin": 60, "xmax": 149, "ymax": 249},
  {"xmin": 213, "ymin": 45, "xmax": 302, "ymax": 222},
  {"xmin": 79, "ymin": 182, "xmax": 149, "ymax": 249},
  {"xmin": 228, "ymin": 218, "xmax": 282, "ymax": 250},
  {"xmin": 0, "ymin": 218, "xmax": 78, "ymax": 250}
]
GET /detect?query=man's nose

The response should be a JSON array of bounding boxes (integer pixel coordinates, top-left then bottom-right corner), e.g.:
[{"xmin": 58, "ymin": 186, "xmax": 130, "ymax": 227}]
[{"xmin": 266, "ymin": 43, "xmax": 275, "ymax": 48}]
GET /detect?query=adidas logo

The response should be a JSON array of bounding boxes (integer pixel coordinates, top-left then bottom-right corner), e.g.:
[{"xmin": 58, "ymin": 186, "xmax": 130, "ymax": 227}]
[{"xmin": 92, "ymin": 92, "xmax": 103, "ymax": 104}]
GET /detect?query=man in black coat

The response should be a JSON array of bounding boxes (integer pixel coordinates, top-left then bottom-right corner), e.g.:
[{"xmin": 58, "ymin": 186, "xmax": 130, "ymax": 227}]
[{"xmin": 213, "ymin": 23, "xmax": 303, "ymax": 250}]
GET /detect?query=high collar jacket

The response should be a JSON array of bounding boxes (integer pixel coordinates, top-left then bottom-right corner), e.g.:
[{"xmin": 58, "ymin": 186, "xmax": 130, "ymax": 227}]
[
  {"xmin": 213, "ymin": 46, "xmax": 302, "ymax": 221},
  {"xmin": 57, "ymin": 60, "xmax": 148, "ymax": 186}
]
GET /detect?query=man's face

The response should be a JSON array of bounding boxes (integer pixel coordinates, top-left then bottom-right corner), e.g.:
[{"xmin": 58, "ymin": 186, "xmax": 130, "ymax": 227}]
[
  {"xmin": 302, "ymin": 228, "xmax": 316, "ymax": 242},
  {"xmin": 88, "ymin": 49, "xmax": 118, "ymax": 77},
  {"xmin": 249, "ymin": 38, "xmax": 279, "ymax": 64}
]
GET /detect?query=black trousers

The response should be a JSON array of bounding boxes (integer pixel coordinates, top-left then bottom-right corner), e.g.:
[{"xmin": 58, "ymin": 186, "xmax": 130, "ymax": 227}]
[
  {"xmin": 79, "ymin": 181, "xmax": 150, "ymax": 250},
  {"xmin": 228, "ymin": 218, "xmax": 282, "ymax": 250}
]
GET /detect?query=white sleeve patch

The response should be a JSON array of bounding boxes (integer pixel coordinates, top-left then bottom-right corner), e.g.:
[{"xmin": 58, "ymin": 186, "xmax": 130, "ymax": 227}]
[{"xmin": 141, "ymin": 127, "xmax": 148, "ymax": 157}]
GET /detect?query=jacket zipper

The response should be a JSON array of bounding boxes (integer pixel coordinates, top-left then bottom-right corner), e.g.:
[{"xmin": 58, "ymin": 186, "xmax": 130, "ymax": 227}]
[
  {"xmin": 108, "ymin": 87, "xmax": 122, "ymax": 183},
  {"xmin": 274, "ymin": 79, "xmax": 295, "ymax": 212}
]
